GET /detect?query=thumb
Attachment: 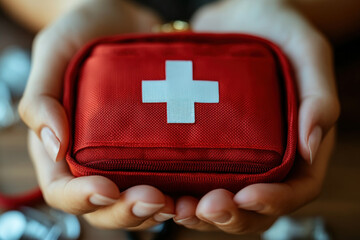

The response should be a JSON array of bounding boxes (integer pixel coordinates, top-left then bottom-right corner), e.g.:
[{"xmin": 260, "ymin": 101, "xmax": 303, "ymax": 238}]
[
  {"xmin": 19, "ymin": 95, "xmax": 69, "ymax": 162},
  {"xmin": 298, "ymin": 95, "xmax": 339, "ymax": 164},
  {"xmin": 291, "ymin": 34, "xmax": 340, "ymax": 164},
  {"xmin": 18, "ymin": 26, "xmax": 75, "ymax": 162}
]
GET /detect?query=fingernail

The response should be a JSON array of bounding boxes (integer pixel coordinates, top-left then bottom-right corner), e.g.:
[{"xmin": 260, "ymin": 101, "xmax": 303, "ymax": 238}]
[
  {"xmin": 40, "ymin": 127, "xmax": 60, "ymax": 162},
  {"xmin": 203, "ymin": 212, "xmax": 232, "ymax": 224},
  {"xmin": 89, "ymin": 194, "xmax": 117, "ymax": 206},
  {"xmin": 238, "ymin": 202, "xmax": 264, "ymax": 212},
  {"xmin": 308, "ymin": 126, "xmax": 322, "ymax": 165},
  {"xmin": 153, "ymin": 213, "xmax": 176, "ymax": 222},
  {"xmin": 174, "ymin": 216, "xmax": 200, "ymax": 225},
  {"xmin": 132, "ymin": 202, "xmax": 164, "ymax": 218}
]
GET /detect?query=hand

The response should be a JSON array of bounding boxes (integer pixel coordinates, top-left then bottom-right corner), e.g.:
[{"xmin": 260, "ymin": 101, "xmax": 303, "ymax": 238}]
[
  {"xmin": 19, "ymin": 0, "xmax": 175, "ymax": 230},
  {"xmin": 173, "ymin": 0, "xmax": 340, "ymax": 234}
]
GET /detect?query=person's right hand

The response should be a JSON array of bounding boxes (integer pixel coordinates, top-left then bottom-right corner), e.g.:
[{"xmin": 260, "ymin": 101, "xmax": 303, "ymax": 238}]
[
  {"xmin": 171, "ymin": 0, "xmax": 340, "ymax": 234},
  {"xmin": 19, "ymin": 0, "xmax": 176, "ymax": 230}
]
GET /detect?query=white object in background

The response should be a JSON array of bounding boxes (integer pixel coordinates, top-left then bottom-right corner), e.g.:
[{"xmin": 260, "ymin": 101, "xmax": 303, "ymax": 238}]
[
  {"xmin": 142, "ymin": 60, "xmax": 219, "ymax": 123},
  {"xmin": 262, "ymin": 216, "xmax": 330, "ymax": 240},
  {"xmin": 0, "ymin": 207, "xmax": 81, "ymax": 240},
  {"xmin": 0, "ymin": 81, "xmax": 16, "ymax": 128},
  {"xmin": 0, "ymin": 46, "xmax": 31, "ymax": 97},
  {"xmin": 49, "ymin": 209, "xmax": 81, "ymax": 240},
  {"xmin": 0, "ymin": 211, "xmax": 27, "ymax": 240}
]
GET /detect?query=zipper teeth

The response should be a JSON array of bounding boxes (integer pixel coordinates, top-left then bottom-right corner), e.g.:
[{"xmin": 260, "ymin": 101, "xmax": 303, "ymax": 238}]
[{"xmin": 84, "ymin": 159, "xmax": 275, "ymax": 174}]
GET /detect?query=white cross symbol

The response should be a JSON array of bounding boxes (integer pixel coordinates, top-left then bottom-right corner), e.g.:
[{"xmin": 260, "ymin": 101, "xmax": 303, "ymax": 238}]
[{"xmin": 142, "ymin": 60, "xmax": 219, "ymax": 123}]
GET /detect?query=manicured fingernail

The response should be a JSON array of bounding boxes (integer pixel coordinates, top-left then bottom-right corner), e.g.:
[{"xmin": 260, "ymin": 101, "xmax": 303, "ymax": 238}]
[
  {"xmin": 153, "ymin": 213, "xmax": 176, "ymax": 222},
  {"xmin": 308, "ymin": 126, "xmax": 322, "ymax": 165},
  {"xmin": 174, "ymin": 216, "xmax": 200, "ymax": 225},
  {"xmin": 89, "ymin": 194, "xmax": 117, "ymax": 206},
  {"xmin": 40, "ymin": 127, "xmax": 60, "ymax": 162},
  {"xmin": 132, "ymin": 202, "xmax": 164, "ymax": 218},
  {"xmin": 238, "ymin": 202, "xmax": 264, "ymax": 211},
  {"xmin": 203, "ymin": 212, "xmax": 232, "ymax": 224}
]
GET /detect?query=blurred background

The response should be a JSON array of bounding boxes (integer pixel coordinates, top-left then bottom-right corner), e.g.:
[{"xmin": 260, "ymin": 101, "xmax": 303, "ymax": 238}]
[{"xmin": 0, "ymin": 2, "xmax": 359, "ymax": 240}]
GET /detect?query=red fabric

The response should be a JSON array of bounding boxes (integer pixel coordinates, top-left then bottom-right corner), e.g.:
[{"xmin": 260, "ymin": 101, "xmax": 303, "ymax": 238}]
[{"xmin": 63, "ymin": 33, "xmax": 298, "ymax": 195}]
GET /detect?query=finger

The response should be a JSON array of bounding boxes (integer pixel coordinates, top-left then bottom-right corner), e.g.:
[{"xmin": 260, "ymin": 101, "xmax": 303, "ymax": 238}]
[
  {"xmin": 19, "ymin": 0, "xmax": 163, "ymax": 162},
  {"xmin": 234, "ymin": 127, "xmax": 336, "ymax": 216},
  {"xmin": 83, "ymin": 185, "xmax": 167, "ymax": 230},
  {"xmin": 244, "ymin": 8, "xmax": 341, "ymax": 164},
  {"xmin": 290, "ymin": 34, "xmax": 340, "ymax": 164},
  {"xmin": 19, "ymin": 96, "xmax": 69, "ymax": 162},
  {"xmin": 174, "ymin": 196, "xmax": 216, "ymax": 231},
  {"xmin": 18, "ymin": 2, "xmax": 127, "ymax": 162},
  {"xmin": 153, "ymin": 195, "xmax": 176, "ymax": 222},
  {"xmin": 29, "ymin": 130, "xmax": 120, "ymax": 214},
  {"xmin": 192, "ymin": 3, "xmax": 340, "ymax": 164},
  {"xmin": 18, "ymin": 20, "xmax": 81, "ymax": 162},
  {"xmin": 196, "ymin": 189, "xmax": 276, "ymax": 234},
  {"xmin": 127, "ymin": 195, "xmax": 176, "ymax": 231}
]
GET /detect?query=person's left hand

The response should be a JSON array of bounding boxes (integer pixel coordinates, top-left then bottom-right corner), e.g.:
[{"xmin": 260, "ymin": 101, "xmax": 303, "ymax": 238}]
[
  {"xmin": 20, "ymin": 0, "xmax": 174, "ymax": 231},
  {"xmin": 172, "ymin": 0, "xmax": 339, "ymax": 234}
]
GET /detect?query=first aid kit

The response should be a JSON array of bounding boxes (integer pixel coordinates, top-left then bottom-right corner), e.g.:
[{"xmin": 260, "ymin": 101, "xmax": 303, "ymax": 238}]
[{"xmin": 63, "ymin": 33, "xmax": 298, "ymax": 195}]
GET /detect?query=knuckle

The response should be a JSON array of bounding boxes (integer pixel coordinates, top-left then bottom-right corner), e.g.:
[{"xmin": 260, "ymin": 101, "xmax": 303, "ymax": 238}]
[
  {"xmin": 18, "ymin": 97, "xmax": 41, "ymax": 130},
  {"xmin": 33, "ymin": 29, "xmax": 52, "ymax": 51},
  {"xmin": 307, "ymin": 95, "xmax": 341, "ymax": 129},
  {"xmin": 321, "ymin": 96, "xmax": 341, "ymax": 126},
  {"xmin": 18, "ymin": 97, "xmax": 29, "ymax": 121},
  {"xmin": 41, "ymin": 188, "xmax": 60, "ymax": 210},
  {"xmin": 300, "ymin": 32, "xmax": 333, "ymax": 64},
  {"xmin": 32, "ymin": 31, "xmax": 45, "ymax": 49},
  {"xmin": 18, "ymin": 96, "xmax": 43, "ymax": 133},
  {"xmin": 34, "ymin": 23, "xmax": 79, "ymax": 62},
  {"xmin": 218, "ymin": 218, "xmax": 251, "ymax": 235},
  {"xmin": 33, "ymin": 26, "xmax": 68, "ymax": 56},
  {"xmin": 42, "ymin": 182, "xmax": 82, "ymax": 215},
  {"xmin": 311, "ymin": 32, "xmax": 333, "ymax": 55}
]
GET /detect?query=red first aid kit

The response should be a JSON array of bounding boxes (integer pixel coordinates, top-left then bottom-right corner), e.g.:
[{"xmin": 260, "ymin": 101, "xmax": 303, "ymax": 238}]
[{"xmin": 63, "ymin": 33, "xmax": 298, "ymax": 195}]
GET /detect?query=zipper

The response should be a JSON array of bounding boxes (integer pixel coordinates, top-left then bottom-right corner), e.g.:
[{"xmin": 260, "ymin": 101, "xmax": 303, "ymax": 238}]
[{"xmin": 84, "ymin": 158, "xmax": 276, "ymax": 174}]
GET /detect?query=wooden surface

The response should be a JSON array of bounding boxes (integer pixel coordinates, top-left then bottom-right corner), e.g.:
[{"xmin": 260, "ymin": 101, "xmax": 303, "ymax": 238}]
[{"xmin": 1, "ymin": 7, "xmax": 360, "ymax": 240}]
